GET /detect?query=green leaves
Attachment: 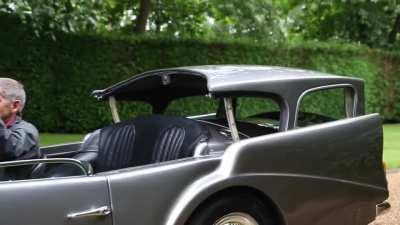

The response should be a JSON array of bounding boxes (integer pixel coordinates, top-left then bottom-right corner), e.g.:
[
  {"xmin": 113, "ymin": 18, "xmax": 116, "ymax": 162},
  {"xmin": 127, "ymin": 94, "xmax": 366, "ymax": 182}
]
[
  {"xmin": 0, "ymin": 0, "xmax": 109, "ymax": 37},
  {"xmin": 287, "ymin": 0, "xmax": 400, "ymax": 47},
  {"xmin": 0, "ymin": 0, "xmax": 286, "ymax": 42},
  {"xmin": 0, "ymin": 0, "xmax": 398, "ymax": 47},
  {"xmin": 206, "ymin": 0, "xmax": 284, "ymax": 42}
]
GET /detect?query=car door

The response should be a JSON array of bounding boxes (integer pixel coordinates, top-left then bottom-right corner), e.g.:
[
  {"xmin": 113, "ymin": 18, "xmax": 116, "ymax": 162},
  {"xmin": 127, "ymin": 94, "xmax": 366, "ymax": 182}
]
[
  {"xmin": 222, "ymin": 113, "xmax": 388, "ymax": 225},
  {"xmin": 0, "ymin": 168, "xmax": 112, "ymax": 225}
]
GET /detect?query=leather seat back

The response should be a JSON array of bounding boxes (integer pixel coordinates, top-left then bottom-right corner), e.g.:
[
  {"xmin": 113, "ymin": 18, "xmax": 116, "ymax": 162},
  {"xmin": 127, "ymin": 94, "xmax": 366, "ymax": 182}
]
[
  {"xmin": 78, "ymin": 115, "xmax": 209, "ymax": 173},
  {"xmin": 95, "ymin": 122, "xmax": 136, "ymax": 172},
  {"xmin": 132, "ymin": 115, "xmax": 209, "ymax": 164}
]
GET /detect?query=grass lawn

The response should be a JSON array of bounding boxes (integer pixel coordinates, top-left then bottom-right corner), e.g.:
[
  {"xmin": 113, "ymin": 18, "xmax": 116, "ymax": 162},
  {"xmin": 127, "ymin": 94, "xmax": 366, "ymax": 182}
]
[
  {"xmin": 40, "ymin": 124, "xmax": 400, "ymax": 168},
  {"xmin": 382, "ymin": 124, "xmax": 400, "ymax": 169},
  {"xmin": 40, "ymin": 133, "xmax": 85, "ymax": 146}
]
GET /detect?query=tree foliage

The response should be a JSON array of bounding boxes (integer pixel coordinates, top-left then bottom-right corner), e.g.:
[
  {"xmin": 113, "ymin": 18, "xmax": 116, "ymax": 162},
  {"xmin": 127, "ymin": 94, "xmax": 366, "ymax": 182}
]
[
  {"xmin": 0, "ymin": 0, "xmax": 108, "ymax": 37},
  {"xmin": 207, "ymin": 0, "xmax": 283, "ymax": 41},
  {"xmin": 0, "ymin": 0, "xmax": 399, "ymax": 46},
  {"xmin": 286, "ymin": 0, "xmax": 400, "ymax": 46},
  {"xmin": 0, "ymin": 0, "xmax": 284, "ymax": 42},
  {"xmin": 100, "ymin": 0, "xmax": 284, "ymax": 41},
  {"xmin": 150, "ymin": 0, "xmax": 210, "ymax": 37}
]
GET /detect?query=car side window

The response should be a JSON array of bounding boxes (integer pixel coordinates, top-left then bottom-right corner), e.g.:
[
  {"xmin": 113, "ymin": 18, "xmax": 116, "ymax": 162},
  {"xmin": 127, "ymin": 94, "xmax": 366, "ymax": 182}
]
[
  {"xmin": 297, "ymin": 87, "xmax": 350, "ymax": 127},
  {"xmin": 236, "ymin": 97, "xmax": 280, "ymax": 119},
  {"xmin": 235, "ymin": 97, "xmax": 281, "ymax": 133},
  {"xmin": 164, "ymin": 96, "xmax": 218, "ymax": 117},
  {"xmin": 118, "ymin": 101, "xmax": 152, "ymax": 121}
]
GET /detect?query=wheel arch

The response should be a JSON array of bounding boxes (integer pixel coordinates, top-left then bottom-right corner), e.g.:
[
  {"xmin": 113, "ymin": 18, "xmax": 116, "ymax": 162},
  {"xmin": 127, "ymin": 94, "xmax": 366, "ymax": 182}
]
[{"xmin": 185, "ymin": 186, "xmax": 286, "ymax": 225}]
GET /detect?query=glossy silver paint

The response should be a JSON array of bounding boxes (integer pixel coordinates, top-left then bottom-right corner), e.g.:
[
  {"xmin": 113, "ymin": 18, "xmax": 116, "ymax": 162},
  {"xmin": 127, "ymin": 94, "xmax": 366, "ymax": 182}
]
[
  {"xmin": 0, "ymin": 66, "xmax": 388, "ymax": 225},
  {"xmin": 0, "ymin": 176, "xmax": 111, "ymax": 225},
  {"xmin": 164, "ymin": 114, "xmax": 386, "ymax": 225}
]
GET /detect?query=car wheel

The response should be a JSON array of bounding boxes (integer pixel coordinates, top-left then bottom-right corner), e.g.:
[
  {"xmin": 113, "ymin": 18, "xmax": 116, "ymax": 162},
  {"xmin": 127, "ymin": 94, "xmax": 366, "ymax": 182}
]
[{"xmin": 187, "ymin": 192, "xmax": 278, "ymax": 225}]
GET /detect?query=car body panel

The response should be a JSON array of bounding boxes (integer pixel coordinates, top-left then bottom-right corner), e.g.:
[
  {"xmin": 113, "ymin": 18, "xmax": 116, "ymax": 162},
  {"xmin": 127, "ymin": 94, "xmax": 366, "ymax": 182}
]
[
  {"xmin": 92, "ymin": 65, "xmax": 363, "ymax": 104},
  {"xmin": 163, "ymin": 114, "xmax": 386, "ymax": 225},
  {"xmin": 224, "ymin": 114, "xmax": 385, "ymax": 187},
  {"xmin": 62, "ymin": 114, "xmax": 386, "ymax": 225},
  {"xmin": 0, "ymin": 65, "xmax": 388, "ymax": 225},
  {"xmin": 92, "ymin": 65, "xmax": 364, "ymax": 130},
  {"xmin": 0, "ymin": 176, "xmax": 111, "ymax": 225},
  {"xmin": 104, "ymin": 157, "xmax": 220, "ymax": 225}
]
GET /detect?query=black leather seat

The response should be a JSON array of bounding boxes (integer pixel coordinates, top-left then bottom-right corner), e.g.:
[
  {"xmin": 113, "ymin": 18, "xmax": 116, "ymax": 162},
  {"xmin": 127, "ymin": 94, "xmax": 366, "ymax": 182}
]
[
  {"xmin": 95, "ymin": 122, "xmax": 136, "ymax": 172},
  {"xmin": 131, "ymin": 115, "xmax": 210, "ymax": 165},
  {"xmin": 78, "ymin": 115, "xmax": 209, "ymax": 173}
]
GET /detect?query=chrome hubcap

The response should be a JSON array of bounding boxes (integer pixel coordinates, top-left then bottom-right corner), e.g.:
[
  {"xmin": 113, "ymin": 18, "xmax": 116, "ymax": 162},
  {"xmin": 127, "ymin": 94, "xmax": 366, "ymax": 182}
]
[{"xmin": 214, "ymin": 212, "xmax": 259, "ymax": 225}]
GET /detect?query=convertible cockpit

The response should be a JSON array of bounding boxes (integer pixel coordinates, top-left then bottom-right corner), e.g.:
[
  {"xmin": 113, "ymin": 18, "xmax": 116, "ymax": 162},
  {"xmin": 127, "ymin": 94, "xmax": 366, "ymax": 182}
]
[
  {"xmin": 0, "ymin": 65, "xmax": 388, "ymax": 225},
  {"xmin": 6, "ymin": 66, "xmax": 362, "ymax": 177},
  {"xmin": 3, "ymin": 65, "xmax": 365, "ymax": 177},
  {"xmin": 40, "ymin": 113, "xmax": 280, "ymax": 176}
]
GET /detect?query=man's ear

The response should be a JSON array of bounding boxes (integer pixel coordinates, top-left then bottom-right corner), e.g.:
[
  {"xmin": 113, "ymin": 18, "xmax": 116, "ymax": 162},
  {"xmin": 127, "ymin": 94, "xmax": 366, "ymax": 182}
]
[{"xmin": 11, "ymin": 100, "xmax": 22, "ymax": 114}]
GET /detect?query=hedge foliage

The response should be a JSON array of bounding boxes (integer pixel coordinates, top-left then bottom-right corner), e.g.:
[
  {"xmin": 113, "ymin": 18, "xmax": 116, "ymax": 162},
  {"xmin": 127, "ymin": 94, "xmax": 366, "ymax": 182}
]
[{"xmin": 0, "ymin": 14, "xmax": 399, "ymax": 133}]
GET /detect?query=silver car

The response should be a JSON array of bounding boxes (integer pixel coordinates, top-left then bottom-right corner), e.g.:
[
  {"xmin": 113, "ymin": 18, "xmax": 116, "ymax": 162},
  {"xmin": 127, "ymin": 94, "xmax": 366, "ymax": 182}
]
[{"xmin": 0, "ymin": 65, "xmax": 388, "ymax": 225}]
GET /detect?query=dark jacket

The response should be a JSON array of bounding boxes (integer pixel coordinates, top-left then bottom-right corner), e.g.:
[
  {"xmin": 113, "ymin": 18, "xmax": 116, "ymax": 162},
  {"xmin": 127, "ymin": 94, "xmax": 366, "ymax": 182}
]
[{"xmin": 0, "ymin": 116, "xmax": 40, "ymax": 161}]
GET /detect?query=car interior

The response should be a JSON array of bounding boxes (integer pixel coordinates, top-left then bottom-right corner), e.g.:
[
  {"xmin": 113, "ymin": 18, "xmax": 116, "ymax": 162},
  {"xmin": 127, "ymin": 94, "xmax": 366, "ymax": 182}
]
[
  {"xmin": 0, "ymin": 94, "xmax": 336, "ymax": 181},
  {"xmin": 29, "ymin": 96, "xmax": 282, "ymax": 177}
]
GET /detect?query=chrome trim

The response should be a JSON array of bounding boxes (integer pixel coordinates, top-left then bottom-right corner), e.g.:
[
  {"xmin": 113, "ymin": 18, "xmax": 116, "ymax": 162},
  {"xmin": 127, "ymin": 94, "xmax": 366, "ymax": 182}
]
[
  {"xmin": 187, "ymin": 113, "xmax": 216, "ymax": 119},
  {"xmin": 43, "ymin": 150, "xmax": 81, "ymax": 157},
  {"xmin": 223, "ymin": 97, "xmax": 240, "ymax": 142},
  {"xmin": 193, "ymin": 142, "xmax": 208, "ymax": 157},
  {"xmin": 109, "ymin": 96, "xmax": 120, "ymax": 123},
  {"xmin": 0, "ymin": 158, "xmax": 92, "ymax": 176},
  {"xmin": 67, "ymin": 206, "xmax": 111, "ymax": 219},
  {"xmin": 40, "ymin": 141, "xmax": 83, "ymax": 149}
]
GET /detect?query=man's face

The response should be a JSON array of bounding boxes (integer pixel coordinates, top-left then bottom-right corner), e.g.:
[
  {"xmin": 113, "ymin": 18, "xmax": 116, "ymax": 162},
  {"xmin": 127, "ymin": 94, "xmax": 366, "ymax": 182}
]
[{"xmin": 0, "ymin": 94, "xmax": 20, "ymax": 121}]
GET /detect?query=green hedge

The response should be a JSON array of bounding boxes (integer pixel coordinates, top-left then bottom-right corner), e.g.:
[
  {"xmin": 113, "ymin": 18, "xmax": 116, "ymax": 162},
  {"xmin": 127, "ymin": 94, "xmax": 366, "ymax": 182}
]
[{"xmin": 0, "ymin": 14, "xmax": 399, "ymax": 133}]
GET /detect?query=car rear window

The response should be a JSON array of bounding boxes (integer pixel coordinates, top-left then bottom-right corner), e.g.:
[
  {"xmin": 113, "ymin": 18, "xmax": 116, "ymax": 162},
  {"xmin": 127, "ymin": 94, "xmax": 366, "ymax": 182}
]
[{"xmin": 297, "ymin": 87, "xmax": 350, "ymax": 127}]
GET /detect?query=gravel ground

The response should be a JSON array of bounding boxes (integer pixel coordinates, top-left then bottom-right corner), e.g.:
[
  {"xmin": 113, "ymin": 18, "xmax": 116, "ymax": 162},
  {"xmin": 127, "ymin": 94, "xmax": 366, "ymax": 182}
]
[{"xmin": 369, "ymin": 170, "xmax": 399, "ymax": 225}]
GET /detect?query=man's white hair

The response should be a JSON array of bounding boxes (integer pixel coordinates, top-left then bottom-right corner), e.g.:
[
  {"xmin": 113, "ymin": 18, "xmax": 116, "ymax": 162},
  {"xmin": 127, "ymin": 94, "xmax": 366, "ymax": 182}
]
[{"xmin": 0, "ymin": 78, "xmax": 26, "ymax": 112}]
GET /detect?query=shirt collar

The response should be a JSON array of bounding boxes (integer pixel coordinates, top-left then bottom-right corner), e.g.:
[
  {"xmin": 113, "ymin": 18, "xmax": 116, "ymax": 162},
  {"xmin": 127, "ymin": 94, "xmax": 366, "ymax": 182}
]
[{"xmin": 5, "ymin": 115, "xmax": 18, "ymax": 128}]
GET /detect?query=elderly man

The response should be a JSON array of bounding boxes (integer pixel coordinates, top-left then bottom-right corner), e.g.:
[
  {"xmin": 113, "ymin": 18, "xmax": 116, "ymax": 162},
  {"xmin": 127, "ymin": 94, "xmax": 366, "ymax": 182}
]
[{"xmin": 0, "ymin": 78, "xmax": 39, "ymax": 161}]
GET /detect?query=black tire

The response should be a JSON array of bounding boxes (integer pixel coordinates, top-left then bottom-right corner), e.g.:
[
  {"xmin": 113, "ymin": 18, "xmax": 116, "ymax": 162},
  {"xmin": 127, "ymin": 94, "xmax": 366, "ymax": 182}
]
[{"xmin": 187, "ymin": 192, "xmax": 278, "ymax": 225}]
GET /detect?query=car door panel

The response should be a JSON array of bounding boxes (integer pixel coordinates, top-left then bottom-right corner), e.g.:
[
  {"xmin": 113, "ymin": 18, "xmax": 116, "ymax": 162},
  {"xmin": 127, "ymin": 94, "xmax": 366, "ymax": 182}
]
[
  {"xmin": 219, "ymin": 114, "xmax": 387, "ymax": 225},
  {"xmin": 227, "ymin": 114, "xmax": 387, "ymax": 187},
  {"xmin": 0, "ymin": 175, "xmax": 111, "ymax": 225}
]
